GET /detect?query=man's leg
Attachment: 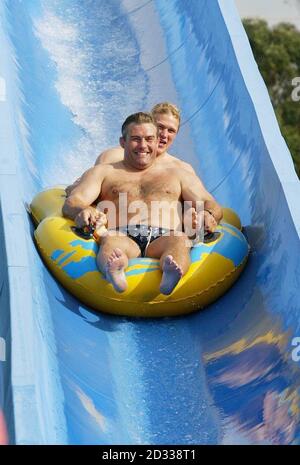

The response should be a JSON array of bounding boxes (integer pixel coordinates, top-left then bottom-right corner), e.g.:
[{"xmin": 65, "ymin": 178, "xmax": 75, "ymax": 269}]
[
  {"xmin": 97, "ymin": 232, "xmax": 141, "ymax": 292},
  {"xmin": 146, "ymin": 233, "xmax": 191, "ymax": 295}
]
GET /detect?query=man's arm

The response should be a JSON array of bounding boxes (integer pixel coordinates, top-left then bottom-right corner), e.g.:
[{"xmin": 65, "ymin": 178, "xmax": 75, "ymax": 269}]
[
  {"xmin": 180, "ymin": 169, "xmax": 223, "ymax": 222},
  {"xmin": 172, "ymin": 156, "xmax": 196, "ymax": 175},
  {"xmin": 65, "ymin": 147, "xmax": 124, "ymax": 197},
  {"xmin": 62, "ymin": 165, "xmax": 106, "ymax": 223}
]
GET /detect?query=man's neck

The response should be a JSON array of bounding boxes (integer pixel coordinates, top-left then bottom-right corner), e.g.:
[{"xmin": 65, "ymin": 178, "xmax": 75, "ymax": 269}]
[
  {"xmin": 122, "ymin": 158, "xmax": 155, "ymax": 173},
  {"xmin": 157, "ymin": 150, "xmax": 172, "ymax": 159}
]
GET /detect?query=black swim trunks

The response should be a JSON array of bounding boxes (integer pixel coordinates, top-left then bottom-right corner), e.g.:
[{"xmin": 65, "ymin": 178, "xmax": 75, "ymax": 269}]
[{"xmin": 116, "ymin": 224, "xmax": 170, "ymax": 257}]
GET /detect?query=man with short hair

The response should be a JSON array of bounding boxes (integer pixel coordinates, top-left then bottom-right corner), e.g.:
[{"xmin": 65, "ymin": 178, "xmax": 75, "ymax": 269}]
[
  {"xmin": 63, "ymin": 112, "xmax": 222, "ymax": 295},
  {"xmin": 98, "ymin": 102, "xmax": 190, "ymax": 166},
  {"xmin": 65, "ymin": 102, "xmax": 196, "ymax": 196}
]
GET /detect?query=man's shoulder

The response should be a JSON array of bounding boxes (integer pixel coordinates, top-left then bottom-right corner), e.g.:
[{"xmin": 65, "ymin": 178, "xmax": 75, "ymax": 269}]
[
  {"xmin": 103, "ymin": 146, "xmax": 123, "ymax": 156},
  {"xmin": 89, "ymin": 162, "xmax": 113, "ymax": 177},
  {"xmin": 96, "ymin": 146, "xmax": 124, "ymax": 165},
  {"xmin": 164, "ymin": 153, "xmax": 195, "ymax": 174},
  {"xmin": 95, "ymin": 160, "xmax": 127, "ymax": 177}
]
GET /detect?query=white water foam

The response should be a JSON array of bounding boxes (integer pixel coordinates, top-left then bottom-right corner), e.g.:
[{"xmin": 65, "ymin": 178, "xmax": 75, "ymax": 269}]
[
  {"xmin": 34, "ymin": 1, "xmax": 149, "ymax": 185},
  {"xmin": 33, "ymin": 10, "xmax": 106, "ymax": 184}
]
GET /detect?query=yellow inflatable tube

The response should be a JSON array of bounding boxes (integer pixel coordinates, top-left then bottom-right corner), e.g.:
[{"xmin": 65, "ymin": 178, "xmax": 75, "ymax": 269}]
[{"xmin": 31, "ymin": 188, "xmax": 249, "ymax": 317}]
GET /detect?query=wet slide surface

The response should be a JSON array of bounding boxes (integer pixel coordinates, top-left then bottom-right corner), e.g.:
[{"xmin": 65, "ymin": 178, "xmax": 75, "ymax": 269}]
[{"xmin": 0, "ymin": 0, "xmax": 300, "ymax": 444}]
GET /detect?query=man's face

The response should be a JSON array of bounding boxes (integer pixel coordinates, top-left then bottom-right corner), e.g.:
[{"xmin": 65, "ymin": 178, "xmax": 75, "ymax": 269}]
[
  {"xmin": 121, "ymin": 123, "xmax": 158, "ymax": 170},
  {"xmin": 154, "ymin": 112, "xmax": 179, "ymax": 155}
]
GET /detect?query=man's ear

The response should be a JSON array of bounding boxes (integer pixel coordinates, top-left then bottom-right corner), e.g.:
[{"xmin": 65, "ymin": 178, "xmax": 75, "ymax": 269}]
[{"xmin": 119, "ymin": 137, "xmax": 125, "ymax": 148}]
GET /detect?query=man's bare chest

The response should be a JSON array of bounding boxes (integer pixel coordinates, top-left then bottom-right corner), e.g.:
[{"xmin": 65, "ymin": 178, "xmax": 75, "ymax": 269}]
[{"xmin": 101, "ymin": 172, "xmax": 181, "ymax": 202}]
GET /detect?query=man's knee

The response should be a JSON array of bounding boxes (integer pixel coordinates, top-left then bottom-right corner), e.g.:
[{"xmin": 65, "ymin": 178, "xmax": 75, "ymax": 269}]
[
  {"xmin": 169, "ymin": 233, "xmax": 191, "ymax": 249},
  {"xmin": 100, "ymin": 232, "xmax": 140, "ymax": 258},
  {"xmin": 100, "ymin": 233, "xmax": 122, "ymax": 249}
]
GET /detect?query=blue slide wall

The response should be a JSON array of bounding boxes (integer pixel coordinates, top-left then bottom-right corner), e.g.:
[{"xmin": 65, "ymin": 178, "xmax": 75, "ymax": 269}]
[{"xmin": 0, "ymin": 0, "xmax": 300, "ymax": 444}]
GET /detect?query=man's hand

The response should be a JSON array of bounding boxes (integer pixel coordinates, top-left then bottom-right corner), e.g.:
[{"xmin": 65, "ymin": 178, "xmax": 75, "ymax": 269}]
[
  {"xmin": 75, "ymin": 206, "xmax": 106, "ymax": 230},
  {"xmin": 184, "ymin": 207, "xmax": 205, "ymax": 241},
  {"xmin": 94, "ymin": 210, "xmax": 108, "ymax": 238},
  {"xmin": 204, "ymin": 210, "xmax": 218, "ymax": 233},
  {"xmin": 184, "ymin": 207, "xmax": 218, "ymax": 238}
]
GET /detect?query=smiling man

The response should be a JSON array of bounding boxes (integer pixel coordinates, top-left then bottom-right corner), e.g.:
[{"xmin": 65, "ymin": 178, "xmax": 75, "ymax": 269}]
[
  {"xmin": 63, "ymin": 112, "xmax": 222, "ymax": 295},
  {"xmin": 65, "ymin": 103, "xmax": 195, "ymax": 196},
  {"xmin": 97, "ymin": 102, "xmax": 194, "ymax": 170}
]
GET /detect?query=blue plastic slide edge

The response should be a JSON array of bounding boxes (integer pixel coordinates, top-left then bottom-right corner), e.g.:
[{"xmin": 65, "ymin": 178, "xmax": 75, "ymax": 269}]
[{"xmin": 219, "ymin": 0, "xmax": 300, "ymax": 237}]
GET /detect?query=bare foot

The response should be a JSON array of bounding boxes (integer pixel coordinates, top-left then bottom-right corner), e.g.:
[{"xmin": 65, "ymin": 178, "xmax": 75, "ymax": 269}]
[
  {"xmin": 105, "ymin": 248, "xmax": 128, "ymax": 293},
  {"xmin": 160, "ymin": 255, "xmax": 183, "ymax": 295}
]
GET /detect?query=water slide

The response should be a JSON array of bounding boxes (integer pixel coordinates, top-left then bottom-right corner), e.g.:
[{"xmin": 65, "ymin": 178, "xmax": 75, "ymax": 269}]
[{"xmin": 0, "ymin": 0, "xmax": 300, "ymax": 445}]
